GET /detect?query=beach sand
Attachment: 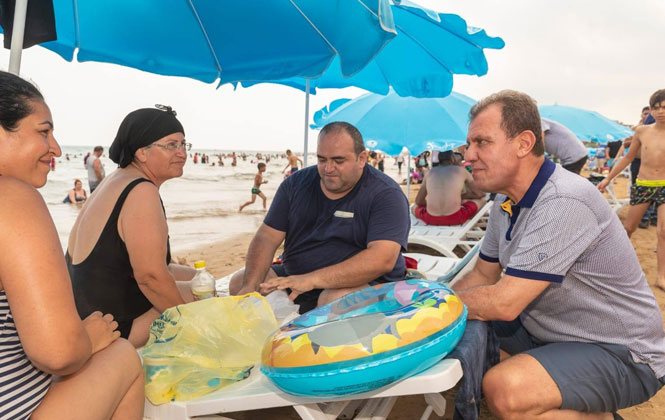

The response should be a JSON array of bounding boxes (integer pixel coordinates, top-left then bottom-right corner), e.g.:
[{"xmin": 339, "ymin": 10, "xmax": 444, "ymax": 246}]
[{"xmin": 172, "ymin": 174, "xmax": 665, "ymax": 420}]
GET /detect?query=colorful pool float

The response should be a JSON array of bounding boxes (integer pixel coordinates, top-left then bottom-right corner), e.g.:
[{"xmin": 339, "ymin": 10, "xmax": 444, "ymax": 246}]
[{"xmin": 261, "ymin": 280, "xmax": 467, "ymax": 396}]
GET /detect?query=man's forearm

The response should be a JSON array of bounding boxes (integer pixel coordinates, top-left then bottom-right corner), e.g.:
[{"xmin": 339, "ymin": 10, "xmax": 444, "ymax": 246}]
[
  {"xmin": 605, "ymin": 154, "xmax": 633, "ymax": 182},
  {"xmin": 452, "ymin": 268, "xmax": 499, "ymax": 292},
  {"xmin": 456, "ymin": 285, "xmax": 509, "ymax": 321},
  {"xmin": 243, "ymin": 234, "xmax": 280, "ymax": 290},
  {"xmin": 311, "ymin": 245, "xmax": 397, "ymax": 290}
]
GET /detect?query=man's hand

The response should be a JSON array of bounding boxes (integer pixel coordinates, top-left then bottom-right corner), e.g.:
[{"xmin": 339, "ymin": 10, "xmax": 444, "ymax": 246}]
[
  {"xmin": 597, "ymin": 179, "xmax": 609, "ymax": 193},
  {"xmin": 260, "ymin": 274, "xmax": 316, "ymax": 300}
]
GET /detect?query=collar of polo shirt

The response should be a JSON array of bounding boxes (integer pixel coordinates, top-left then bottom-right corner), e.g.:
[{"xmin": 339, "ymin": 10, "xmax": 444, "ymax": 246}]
[{"xmin": 500, "ymin": 158, "xmax": 556, "ymax": 240}]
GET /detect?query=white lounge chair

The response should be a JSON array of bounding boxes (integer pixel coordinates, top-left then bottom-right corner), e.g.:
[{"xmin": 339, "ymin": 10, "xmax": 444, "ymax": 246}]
[
  {"xmin": 408, "ymin": 202, "xmax": 491, "ymax": 257},
  {"xmin": 404, "ymin": 238, "xmax": 481, "ymax": 282},
  {"xmin": 143, "ymin": 356, "xmax": 462, "ymax": 420}
]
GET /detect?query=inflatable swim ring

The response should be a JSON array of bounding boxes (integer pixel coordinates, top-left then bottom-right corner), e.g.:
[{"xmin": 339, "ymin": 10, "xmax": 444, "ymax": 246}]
[{"xmin": 261, "ymin": 280, "xmax": 467, "ymax": 396}]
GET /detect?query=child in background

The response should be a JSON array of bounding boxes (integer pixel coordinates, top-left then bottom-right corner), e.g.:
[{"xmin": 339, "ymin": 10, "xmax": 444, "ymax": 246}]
[
  {"xmin": 239, "ymin": 162, "xmax": 269, "ymax": 212},
  {"xmin": 594, "ymin": 143, "xmax": 607, "ymax": 173}
]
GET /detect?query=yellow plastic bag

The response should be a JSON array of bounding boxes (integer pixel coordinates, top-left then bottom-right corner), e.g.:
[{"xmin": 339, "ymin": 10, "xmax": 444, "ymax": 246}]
[{"xmin": 141, "ymin": 293, "xmax": 277, "ymax": 404}]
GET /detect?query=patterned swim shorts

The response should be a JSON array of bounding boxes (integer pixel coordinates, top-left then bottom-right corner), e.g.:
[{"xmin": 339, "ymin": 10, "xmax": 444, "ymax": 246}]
[{"xmin": 630, "ymin": 184, "xmax": 665, "ymax": 206}]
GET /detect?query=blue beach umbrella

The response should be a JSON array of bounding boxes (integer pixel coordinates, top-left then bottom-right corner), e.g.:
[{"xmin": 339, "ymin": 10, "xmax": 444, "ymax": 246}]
[
  {"xmin": 311, "ymin": 89, "xmax": 476, "ymax": 156},
  {"xmin": 2, "ymin": 0, "xmax": 396, "ymax": 82},
  {"xmin": 239, "ymin": 1, "xmax": 502, "ymax": 164},
  {"xmin": 242, "ymin": 1, "xmax": 504, "ymax": 98},
  {"xmin": 539, "ymin": 105, "xmax": 633, "ymax": 143}
]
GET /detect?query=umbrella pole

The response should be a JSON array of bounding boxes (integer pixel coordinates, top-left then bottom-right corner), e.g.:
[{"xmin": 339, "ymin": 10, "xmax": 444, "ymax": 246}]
[
  {"xmin": 303, "ymin": 79, "xmax": 311, "ymax": 167},
  {"xmin": 8, "ymin": 0, "xmax": 29, "ymax": 75},
  {"xmin": 406, "ymin": 152, "xmax": 411, "ymax": 200}
]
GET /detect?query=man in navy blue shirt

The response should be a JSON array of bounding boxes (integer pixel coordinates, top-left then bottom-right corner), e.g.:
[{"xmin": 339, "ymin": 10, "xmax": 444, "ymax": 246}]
[{"xmin": 229, "ymin": 122, "xmax": 410, "ymax": 313}]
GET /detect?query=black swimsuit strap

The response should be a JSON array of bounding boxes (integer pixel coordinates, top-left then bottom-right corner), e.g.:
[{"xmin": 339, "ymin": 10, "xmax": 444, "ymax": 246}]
[{"xmin": 99, "ymin": 178, "xmax": 154, "ymax": 237}]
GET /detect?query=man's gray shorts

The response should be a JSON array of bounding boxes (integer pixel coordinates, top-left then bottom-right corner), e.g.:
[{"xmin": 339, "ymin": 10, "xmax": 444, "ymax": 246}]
[{"xmin": 492, "ymin": 319, "xmax": 665, "ymax": 413}]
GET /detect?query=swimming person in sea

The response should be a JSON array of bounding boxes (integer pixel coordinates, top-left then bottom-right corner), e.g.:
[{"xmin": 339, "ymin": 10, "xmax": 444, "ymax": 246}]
[
  {"xmin": 239, "ymin": 162, "xmax": 268, "ymax": 212},
  {"xmin": 67, "ymin": 105, "xmax": 197, "ymax": 348},
  {"xmin": 0, "ymin": 70, "xmax": 144, "ymax": 420},
  {"xmin": 63, "ymin": 178, "xmax": 87, "ymax": 204}
]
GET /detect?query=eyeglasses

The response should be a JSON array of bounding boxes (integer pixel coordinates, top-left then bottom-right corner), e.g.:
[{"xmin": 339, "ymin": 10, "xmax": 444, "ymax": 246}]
[{"xmin": 147, "ymin": 141, "xmax": 192, "ymax": 152}]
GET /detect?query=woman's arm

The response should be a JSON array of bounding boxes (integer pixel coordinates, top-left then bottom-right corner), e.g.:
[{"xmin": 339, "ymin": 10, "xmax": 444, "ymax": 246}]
[
  {"xmin": 0, "ymin": 178, "xmax": 115, "ymax": 375},
  {"xmin": 119, "ymin": 182, "xmax": 186, "ymax": 312}
]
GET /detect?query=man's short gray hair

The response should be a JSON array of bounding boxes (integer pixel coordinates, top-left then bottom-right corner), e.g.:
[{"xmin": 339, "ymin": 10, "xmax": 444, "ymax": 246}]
[
  {"xmin": 318, "ymin": 121, "xmax": 365, "ymax": 155},
  {"xmin": 469, "ymin": 90, "xmax": 544, "ymax": 156}
]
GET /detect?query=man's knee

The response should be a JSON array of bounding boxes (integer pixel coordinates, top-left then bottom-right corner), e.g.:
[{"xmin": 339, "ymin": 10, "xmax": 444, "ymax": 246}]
[
  {"xmin": 228, "ymin": 269, "xmax": 245, "ymax": 295},
  {"xmin": 483, "ymin": 364, "xmax": 525, "ymax": 418},
  {"xmin": 482, "ymin": 357, "xmax": 561, "ymax": 420}
]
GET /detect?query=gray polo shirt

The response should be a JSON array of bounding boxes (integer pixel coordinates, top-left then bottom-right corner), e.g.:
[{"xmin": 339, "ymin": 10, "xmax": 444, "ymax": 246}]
[
  {"xmin": 480, "ymin": 158, "xmax": 665, "ymax": 378},
  {"xmin": 541, "ymin": 118, "xmax": 588, "ymax": 165}
]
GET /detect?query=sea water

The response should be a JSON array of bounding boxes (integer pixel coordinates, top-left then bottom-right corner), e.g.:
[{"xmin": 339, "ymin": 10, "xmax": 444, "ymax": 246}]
[{"xmin": 42, "ymin": 147, "xmax": 404, "ymax": 253}]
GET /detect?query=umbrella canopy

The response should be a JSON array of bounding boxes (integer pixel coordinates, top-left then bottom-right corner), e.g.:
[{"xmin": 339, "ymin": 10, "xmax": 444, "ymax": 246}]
[
  {"xmin": 311, "ymin": 89, "xmax": 476, "ymax": 156},
  {"xmin": 1, "ymin": 0, "xmax": 396, "ymax": 83},
  {"xmin": 539, "ymin": 105, "xmax": 633, "ymax": 143},
  {"xmin": 241, "ymin": 0, "xmax": 504, "ymax": 98}
]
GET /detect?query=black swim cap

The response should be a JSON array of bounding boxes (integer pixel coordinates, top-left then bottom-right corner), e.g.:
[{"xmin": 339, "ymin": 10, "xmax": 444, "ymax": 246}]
[{"xmin": 109, "ymin": 105, "xmax": 184, "ymax": 168}]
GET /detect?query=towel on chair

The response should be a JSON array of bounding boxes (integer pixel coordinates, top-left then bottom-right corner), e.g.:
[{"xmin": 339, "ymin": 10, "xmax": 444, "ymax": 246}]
[{"xmin": 448, "ymin": 320, "xmax": 500, "ymax": 420}]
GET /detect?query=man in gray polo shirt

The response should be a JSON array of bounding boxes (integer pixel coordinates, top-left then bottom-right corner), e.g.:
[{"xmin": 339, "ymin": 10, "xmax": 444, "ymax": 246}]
[
  {"xmin": 541, "ymin": 117, "xmax": 588, "ymax": 174},
  {"xmin": 454, "ymin": 90, "xmax": 665, "ymax": 419}
]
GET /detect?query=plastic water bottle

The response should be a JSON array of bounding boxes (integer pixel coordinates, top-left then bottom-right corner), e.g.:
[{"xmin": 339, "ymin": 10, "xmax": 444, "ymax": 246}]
[{"xmin": 191, "ymin": 260, "xmax": 216, "ymax": 301}]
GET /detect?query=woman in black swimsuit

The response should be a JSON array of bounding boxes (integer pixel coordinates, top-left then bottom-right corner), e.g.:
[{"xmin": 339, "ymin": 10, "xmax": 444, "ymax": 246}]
[{"xmin": 67, "ymin": 106, "xmax": 197, "ymax": 347}]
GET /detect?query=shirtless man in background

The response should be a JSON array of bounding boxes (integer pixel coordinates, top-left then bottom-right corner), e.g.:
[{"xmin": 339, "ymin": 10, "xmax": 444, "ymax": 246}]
[
  {"xmin": 283, "ymin": 149, "xmax": 303, "ymax": 177},
  {"xmin": 413, "ymin": 150, "xmax": 485, "ymax": 225},
  {"xmin": 599, "ymin": 89, "xmax": 665, "ymax": 290}
]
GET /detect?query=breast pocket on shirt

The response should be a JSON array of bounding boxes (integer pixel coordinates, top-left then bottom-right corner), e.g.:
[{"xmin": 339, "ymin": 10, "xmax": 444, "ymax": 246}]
[{"xmin": 328, "ymin": 213, "xmax": 356, "ymax": 241}]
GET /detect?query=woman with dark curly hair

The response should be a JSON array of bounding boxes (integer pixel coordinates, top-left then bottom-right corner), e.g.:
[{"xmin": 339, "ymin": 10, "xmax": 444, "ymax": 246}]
[{"xmin": 0, "ymin": 70, "xmax": 143, "ymax": 420}]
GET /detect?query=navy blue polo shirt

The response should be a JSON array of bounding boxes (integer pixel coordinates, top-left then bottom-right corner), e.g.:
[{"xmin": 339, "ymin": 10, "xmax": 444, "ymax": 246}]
[{"xmin": 264, "ymin": 165, "xmax": 409, "ymax": 282}]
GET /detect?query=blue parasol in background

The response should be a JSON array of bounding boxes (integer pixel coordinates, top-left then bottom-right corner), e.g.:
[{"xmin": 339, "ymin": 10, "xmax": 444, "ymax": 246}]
[
  {"xmin": 538, "ymin": 105, "xmax": 633, "ymax": 143},
  {"xmin": 310, "ymin": 89, "xmax": 476, "ymax": 156}
]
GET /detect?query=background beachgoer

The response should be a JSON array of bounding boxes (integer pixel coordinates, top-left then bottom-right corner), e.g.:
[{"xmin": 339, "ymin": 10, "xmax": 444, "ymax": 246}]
[
  {"xmin": 63, "ymin": 178, "xmax": 87, "ymax": 204},
  {"xmin": 414, "ymin": 151, "xmax": 485, "ymax": 226},
  {"xmin": 282, "ymin": 149, "xmax": 302, "ymax": 176},
  {"xmin": 87, "ymin": 145, "xmax": 105, "ymax": 192},
  {"xmin": 239, "ymin": 162, "xmax": 268, "ymax": 212},
  {"xmin": 541, "ymin": 117, "xmax": 588, "ymax": 174},
  {"xmin": 599, "ymin": 89, "xmax": 665, "ymax": 291}
]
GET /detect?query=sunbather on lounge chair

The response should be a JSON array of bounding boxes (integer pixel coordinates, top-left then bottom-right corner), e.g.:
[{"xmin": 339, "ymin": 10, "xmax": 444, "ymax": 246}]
[{"xmin": 413, "ymin": 151, "xmax": 485, "ymax": 226}]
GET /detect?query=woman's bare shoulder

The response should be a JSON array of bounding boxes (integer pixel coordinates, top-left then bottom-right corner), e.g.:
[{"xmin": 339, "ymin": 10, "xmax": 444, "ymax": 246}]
[{"xmin": 0, "ymin": 177, "xmax": 45, "ymax": 212}]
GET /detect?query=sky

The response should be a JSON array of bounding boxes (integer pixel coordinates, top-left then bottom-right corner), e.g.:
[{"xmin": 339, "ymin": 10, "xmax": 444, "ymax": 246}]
[{"xmin": 1, "ymin": 0, "xmax": 664, "ymax": 152}]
